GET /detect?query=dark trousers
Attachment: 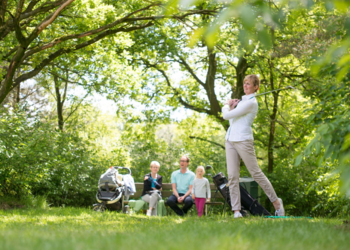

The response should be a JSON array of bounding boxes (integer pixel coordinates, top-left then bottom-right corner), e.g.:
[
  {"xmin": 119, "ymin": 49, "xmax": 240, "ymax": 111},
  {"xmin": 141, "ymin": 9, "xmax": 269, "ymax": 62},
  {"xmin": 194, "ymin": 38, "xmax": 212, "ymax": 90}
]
[{"xmin": 166, "ymin": 194, "xmax": 193, "ymax": 216}]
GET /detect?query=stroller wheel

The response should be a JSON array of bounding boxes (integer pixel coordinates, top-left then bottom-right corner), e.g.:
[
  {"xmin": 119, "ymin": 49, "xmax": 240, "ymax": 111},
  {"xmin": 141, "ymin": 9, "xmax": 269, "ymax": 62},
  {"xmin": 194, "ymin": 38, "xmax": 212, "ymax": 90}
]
[{"xmin": 93, "ymin": 204, "xmax": 106, "ymax": 212}]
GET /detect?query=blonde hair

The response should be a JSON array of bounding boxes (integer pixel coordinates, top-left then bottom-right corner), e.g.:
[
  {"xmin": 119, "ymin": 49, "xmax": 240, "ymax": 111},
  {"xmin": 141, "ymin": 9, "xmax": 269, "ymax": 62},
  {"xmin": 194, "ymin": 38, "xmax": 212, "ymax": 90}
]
[
  {"xmin": 150, "ymin": 161, "xmax": 160, "ymax": 168},
  {"xmin": 195, "ymin": 166, "xmax": 205, "ymax": 179},
  {"xmin": 244, "ymin": 74, "xmax": 260, "ymax": 92}
]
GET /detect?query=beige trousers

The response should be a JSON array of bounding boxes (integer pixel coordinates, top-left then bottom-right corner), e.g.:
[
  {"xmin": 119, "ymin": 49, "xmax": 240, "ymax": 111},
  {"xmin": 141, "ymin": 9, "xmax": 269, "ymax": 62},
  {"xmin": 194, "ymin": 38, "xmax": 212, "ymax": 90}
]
[
  {"xmin": 142, "ymin": 192, "xmax": 161, "ymax": 216},
  {"xmin": 225, "ymin": 140, "xmax": 278, "ymax": 211}
]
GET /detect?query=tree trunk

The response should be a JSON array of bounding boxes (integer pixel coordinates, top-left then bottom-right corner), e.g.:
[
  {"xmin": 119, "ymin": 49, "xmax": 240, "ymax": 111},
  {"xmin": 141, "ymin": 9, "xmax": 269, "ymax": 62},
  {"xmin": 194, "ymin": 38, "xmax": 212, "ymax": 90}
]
[
  {"xmin": 267, "ymin": 92, "xmax": 279, "ymax": 173},
  {"xmin": 54, "ymin": 75, "xmax": 64, "ymax": 131},
  {"xmin": 267, "ymin": 2, "xmax": 277, "ymax": 174},
  {"xmin": 12, "ymin": 82, "xmax": 20, "ymax": 107},
  {"xmin": 0, "ymin": 47, "xmax": 26, "ymax": 104},
  {"xmin": 16, "ymin": 81, "xmax": 20, "ymax": 104},
  {"xmin": 232, "ymin": 56, "xmax": 248, "ymax": 99},
  {"xmin": 267, "ymin": 60, "xmax": 279, "ymax": 174},
  {"xmin": 205, "ymin": 48, "xmax": 221, "ymax": 116}
]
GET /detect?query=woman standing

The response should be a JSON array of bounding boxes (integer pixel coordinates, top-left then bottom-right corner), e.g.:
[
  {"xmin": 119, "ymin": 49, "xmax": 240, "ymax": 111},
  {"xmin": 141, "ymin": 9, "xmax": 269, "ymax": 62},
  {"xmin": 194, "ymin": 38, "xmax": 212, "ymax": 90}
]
[
  {"xmin": 222, "ymin": 74, "xmax": 284, "ymax": 218},
  {"xmin": 141, "ymin": 161, "xmax": 162, "ymax": 216}
]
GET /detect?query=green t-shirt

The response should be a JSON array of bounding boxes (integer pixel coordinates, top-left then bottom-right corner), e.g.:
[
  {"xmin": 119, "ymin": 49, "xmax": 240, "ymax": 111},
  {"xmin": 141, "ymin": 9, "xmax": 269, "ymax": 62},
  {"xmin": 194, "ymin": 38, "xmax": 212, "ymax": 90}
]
[{"xmin": 171, "ymin": 169, "xmax": 195, "ymax": 194}]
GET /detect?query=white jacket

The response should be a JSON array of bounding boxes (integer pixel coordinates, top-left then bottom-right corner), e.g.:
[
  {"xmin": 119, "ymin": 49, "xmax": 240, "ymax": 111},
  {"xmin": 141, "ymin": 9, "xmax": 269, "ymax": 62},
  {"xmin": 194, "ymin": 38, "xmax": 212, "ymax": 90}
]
[
  {"xmin": 123, "ymin": 174, "xmax": 136, "ymax": 200},
  {"xmin": 222, "ymin": 93, "xmax": 258, "ymax": 142}
]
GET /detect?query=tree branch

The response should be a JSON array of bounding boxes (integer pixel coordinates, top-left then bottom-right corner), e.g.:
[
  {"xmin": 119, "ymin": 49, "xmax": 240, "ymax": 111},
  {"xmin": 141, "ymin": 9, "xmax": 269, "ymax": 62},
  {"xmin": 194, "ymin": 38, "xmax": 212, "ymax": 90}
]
[
  {"xmin": 0, "ymin": 0, "xmax": 68, "ymax": 40},
  {"xmin": 0, "ymin": 0, "xmax": 8, "ymax": 27},
  {"xmin": 14, "ymin": 23, "xmax": 155, "ymax": 87},
  {"xmin": 64, "ymin": 91, "xmax": 90, "ymax": 123},
  {"xmin": 1, "ymin": 4, "xmax": 217, "ymax": 104},
  {"xmin": 22, "ymin": 9, "xmax": 213, "ymax": 61},
  {"xmin": 13, "ymin": 0, "xmax": 27, "ymax": 46},
  {"xmin": 15, "ymin": 0, "xmax": 26, "ymax": 19},
  {"xmin": 22, "ymin": 1, "xmax": 66, "ymax": 20},
  {"xmin": 23, "ymin": 0, "xmax": 41, "ymax": 13},
  {"xmin": 217, "ymin": 45, "xmax": 237, "ymax": 69},
  {"xmin": 28, "ymin": 0, "xmax": 75, "ymax": 43},
  {"xmin": 61, "ymin": 72, "xmax": 68, "ymax": 107},
  {"xmin": 49, "ymin": 70, "xmax": 80, "ymax": 85},
  {"xmin": 189, "ymin": 136, "xmax": 225, "ymax": 150},
  {"xmin": 142, "ymin": 58, "xmax": 212, "ymax": 115},
  {"xmin": 176, "ymin": 55, "xmax": 206, "ymax": 87}
]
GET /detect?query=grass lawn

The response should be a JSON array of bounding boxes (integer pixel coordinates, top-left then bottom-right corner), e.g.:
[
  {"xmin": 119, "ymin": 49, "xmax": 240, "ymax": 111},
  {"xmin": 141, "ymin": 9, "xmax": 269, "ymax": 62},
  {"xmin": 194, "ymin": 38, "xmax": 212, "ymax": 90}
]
[{"xmin": 0, "ymin": 207, "xmax": 349, "ymax": 250}]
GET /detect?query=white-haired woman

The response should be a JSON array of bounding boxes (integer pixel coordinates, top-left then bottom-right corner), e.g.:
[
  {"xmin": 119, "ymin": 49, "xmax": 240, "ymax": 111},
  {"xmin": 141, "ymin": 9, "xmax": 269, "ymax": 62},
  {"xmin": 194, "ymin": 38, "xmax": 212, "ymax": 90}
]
[
  {"xmin": 141, "ymin": 161, "xmax": 163, "ymax": 216},
  {"xmin": 223, "ymin": 74, "xmax": 284, "ymax": 218}
]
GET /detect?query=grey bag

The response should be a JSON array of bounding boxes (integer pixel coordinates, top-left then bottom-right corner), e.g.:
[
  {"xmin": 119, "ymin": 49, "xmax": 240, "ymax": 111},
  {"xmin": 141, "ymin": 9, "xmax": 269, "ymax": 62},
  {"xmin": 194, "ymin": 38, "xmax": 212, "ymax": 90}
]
[{"xmin": 99, "ymin": 167, "xmax": 118, "ymax": 186}]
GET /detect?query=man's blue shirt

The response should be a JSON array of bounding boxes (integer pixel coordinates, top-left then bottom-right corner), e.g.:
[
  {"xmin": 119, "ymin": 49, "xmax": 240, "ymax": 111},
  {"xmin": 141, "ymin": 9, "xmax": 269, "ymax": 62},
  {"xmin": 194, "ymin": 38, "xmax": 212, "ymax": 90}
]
[{"xmin": 171, "ymin": 168, "xmax": 195, "ymax": 194}]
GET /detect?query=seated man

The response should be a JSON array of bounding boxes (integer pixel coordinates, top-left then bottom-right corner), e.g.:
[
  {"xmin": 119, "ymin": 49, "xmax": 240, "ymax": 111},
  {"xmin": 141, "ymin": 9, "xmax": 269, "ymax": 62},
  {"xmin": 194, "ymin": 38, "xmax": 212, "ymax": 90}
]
[{"xmin": 166, "ymin": 156, "xmax": 195, "ymax": 216}]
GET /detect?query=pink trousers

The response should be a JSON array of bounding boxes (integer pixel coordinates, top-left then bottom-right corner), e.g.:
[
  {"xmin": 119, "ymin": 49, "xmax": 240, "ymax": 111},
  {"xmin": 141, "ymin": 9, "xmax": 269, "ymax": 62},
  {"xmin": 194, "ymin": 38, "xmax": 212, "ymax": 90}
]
[{"xmin": 195, "ymin": 198, "xmax": 206, "ymax": 217}]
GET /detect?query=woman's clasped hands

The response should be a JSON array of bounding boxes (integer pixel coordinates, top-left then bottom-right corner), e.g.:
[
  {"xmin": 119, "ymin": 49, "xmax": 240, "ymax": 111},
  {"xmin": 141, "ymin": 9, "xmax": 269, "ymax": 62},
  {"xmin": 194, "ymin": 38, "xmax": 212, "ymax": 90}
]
[{"xmin": 225, "ymin": 99, "xmax": 240, "ymax": 110}]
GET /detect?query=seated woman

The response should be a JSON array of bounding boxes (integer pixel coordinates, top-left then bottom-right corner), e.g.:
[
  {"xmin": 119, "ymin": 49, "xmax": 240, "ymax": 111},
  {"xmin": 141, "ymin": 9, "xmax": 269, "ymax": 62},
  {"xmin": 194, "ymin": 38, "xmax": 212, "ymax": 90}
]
[{"xmin": 141, "ymin": 161, "xmax": 162, "ymax": 216}]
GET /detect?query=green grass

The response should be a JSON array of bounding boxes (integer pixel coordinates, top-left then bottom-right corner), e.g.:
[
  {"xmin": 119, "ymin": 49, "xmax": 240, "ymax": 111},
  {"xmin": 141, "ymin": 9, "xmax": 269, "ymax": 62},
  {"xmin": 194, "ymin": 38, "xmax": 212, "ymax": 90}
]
[{"xmin": 0, "ymin": 207, "xmax": 349, "ymax": 250}]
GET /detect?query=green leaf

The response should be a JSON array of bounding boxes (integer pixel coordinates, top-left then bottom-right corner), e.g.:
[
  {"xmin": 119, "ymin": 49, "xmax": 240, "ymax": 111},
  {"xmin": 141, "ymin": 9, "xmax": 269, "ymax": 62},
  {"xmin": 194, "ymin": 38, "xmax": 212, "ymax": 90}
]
[
  {"xmin": 188, "ymin": 27, "xmax": 205, "ymax": 48},
  {"xmin": 336, "ymin": 64, "xmax": 350, "ymax": 82},
  {"xmin": 238, "ymin": 29, "xmax": 250, "ymax": 48},
  {"xmin": 179, "ymin": 0, "xmax": 197, "ymax": 8},
  {"xmin": 164, "ymin": 0, "xmax": 179, "ymax": 15},
  {"xmin": 324, "ymin": 145, "xmax": 334, "ymax": 159},
  {"xmin": 205, "ymin": 26, "xmax": 219, "ymax": 48},
  {"xmin": 341, "ymin": 133, "xmax": 350, "ymax": 150},
  {"xmin": 337, "ymin": 54, "xmax": 350, "ymax": 67},
  {"xmin": 334, "ymin": 0, "xmax": 350, "ymax": 13},
  {"xmin": 344, "ymin": 17, "xmax": 350, "ymax": 37},
  {"xmin": 295, "ymin": 154, "xmax": 303, "ymax": 166},
  {"xmin": 315, "ymin": 142, "xmax": 321, "ymax": 154},
  {"xmin": 317, "ymin": 124, "xmax": 329, "ymax": 134},
  {"xmin": 240, "ymin": 5, "xmax": 256, "ymax": 30},
  {"xmin": 257, "ymin": 28, "xmax": 272, "ymax": 50}
]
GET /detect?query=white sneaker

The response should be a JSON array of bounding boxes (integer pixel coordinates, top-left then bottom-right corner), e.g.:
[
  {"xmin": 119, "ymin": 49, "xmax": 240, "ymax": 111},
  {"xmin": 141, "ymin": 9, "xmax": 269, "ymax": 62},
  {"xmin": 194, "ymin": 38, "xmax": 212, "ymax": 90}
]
[
  {"xmin": 146, "ymin": 209, "xmax": 152, "ymax": 216},
  {"xmin": 275, "ymin": 198, "xmax": 285, "ymax": 216},
  {"xmin": 234, "ymin": 211, "xmax": 243, "ymax": 218}
]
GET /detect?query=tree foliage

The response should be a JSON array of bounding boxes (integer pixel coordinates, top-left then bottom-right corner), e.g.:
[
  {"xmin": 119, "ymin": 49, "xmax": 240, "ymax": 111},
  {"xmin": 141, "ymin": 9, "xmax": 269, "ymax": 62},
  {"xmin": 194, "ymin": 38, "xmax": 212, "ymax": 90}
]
[
  {"xmin": 0, "ymin": 0, "xmax": 216, "ymax": 104},
  {"xmin": 0, "ymin": 0, "xmax": 349, "ymax": 215},
  {"xmin": 0, "ymin": 106, "xmax": 97, "ymax": 205}
]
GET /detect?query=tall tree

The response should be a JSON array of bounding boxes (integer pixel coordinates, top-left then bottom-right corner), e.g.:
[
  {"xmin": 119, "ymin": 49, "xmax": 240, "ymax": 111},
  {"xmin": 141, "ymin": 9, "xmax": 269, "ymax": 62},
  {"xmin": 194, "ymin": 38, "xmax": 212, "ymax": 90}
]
[
  {"xmin": 124, "ymin": 1, "xmax": 348, "ymax": 178},
  {"xmin": 0, "ymin": 0, "xmax": 216, "ymax": 104},
  {"xmin": 37, "ymin": 62, "xmax": 90, "ymax": 131},
  {"xmin": 126, "ymin": 15, "xmax": 254, "ymax": 131}
]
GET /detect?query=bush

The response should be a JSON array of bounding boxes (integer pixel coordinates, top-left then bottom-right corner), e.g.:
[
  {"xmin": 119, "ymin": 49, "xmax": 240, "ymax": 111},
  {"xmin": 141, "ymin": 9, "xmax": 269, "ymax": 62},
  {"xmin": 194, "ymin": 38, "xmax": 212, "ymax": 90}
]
[
  {"xmin": 267, "ymin": 159, "xmax": 350, "ymax": 217},
  {"xmin": 0, "ymin": 107, "xmax": 106, "ymax": 207}
]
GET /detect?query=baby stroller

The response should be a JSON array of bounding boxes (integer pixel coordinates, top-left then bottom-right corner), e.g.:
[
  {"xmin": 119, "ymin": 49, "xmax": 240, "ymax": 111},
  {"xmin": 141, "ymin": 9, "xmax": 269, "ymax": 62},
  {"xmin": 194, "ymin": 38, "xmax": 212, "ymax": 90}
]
[{"xmin": 93, "ymin": 166, "xmax": 132, "ymax": 212}]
